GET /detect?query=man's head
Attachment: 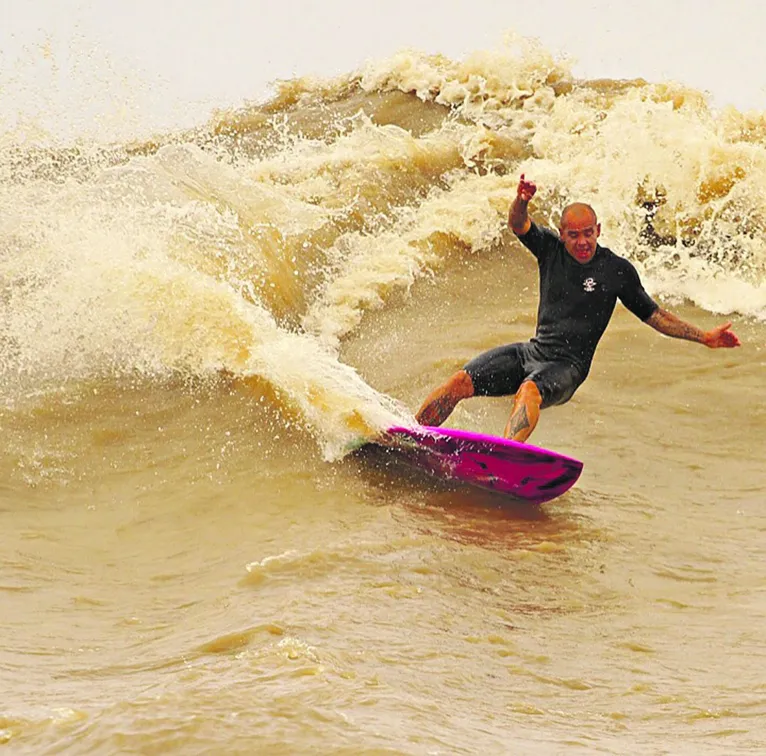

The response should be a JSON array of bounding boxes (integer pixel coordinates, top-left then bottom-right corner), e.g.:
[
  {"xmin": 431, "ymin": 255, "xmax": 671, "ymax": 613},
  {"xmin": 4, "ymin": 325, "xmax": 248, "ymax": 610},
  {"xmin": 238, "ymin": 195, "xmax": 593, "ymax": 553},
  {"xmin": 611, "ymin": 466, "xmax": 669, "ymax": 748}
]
[{"xmin": 559, "ymin": 203, "xmax": 600, "ymax": 264}]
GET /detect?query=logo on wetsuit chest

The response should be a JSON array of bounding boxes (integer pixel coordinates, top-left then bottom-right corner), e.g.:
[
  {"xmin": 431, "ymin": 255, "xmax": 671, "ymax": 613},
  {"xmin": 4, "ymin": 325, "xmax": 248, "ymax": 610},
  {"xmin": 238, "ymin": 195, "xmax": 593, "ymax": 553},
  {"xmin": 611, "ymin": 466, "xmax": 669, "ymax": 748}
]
[{"xmin": 583, "ymin": 277, "xmax": 597, "ymax": 292}]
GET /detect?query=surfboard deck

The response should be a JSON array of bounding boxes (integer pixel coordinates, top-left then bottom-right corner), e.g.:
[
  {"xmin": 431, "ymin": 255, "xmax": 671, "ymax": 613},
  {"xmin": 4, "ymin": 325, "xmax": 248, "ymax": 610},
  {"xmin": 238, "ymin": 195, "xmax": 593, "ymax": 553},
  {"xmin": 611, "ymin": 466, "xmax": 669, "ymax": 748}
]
[{"xmin": 371, "ymin": 425, "xmax": 583, "ymax": 504}]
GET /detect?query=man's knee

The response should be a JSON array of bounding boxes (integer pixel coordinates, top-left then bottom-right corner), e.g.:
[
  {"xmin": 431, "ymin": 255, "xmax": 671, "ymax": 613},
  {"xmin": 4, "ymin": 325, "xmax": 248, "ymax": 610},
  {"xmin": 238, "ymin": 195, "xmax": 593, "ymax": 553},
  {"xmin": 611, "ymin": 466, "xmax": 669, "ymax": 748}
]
[
  {"xmin": 518, "ymin": 379, "xmax": 542, "ymax": 406},
  {"xmin": 446, "ymin": 370, "xmax": 475, "ymax": 399}
]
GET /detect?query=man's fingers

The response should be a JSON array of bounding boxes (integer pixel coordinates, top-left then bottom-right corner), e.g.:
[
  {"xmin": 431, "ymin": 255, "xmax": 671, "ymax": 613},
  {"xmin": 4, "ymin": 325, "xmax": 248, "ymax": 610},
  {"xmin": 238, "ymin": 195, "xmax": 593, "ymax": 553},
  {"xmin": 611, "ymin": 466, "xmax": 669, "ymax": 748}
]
[
  {"xmin": 717, "ymin": 323, "xmax": 741, "ymax": 347},
  {"xmin": 517, "ymin": 174, "xmax": 536, "ymax": 201},
  {"xmin": 716, "ymin": 327, "xmax": 741, "ymax": 347}
]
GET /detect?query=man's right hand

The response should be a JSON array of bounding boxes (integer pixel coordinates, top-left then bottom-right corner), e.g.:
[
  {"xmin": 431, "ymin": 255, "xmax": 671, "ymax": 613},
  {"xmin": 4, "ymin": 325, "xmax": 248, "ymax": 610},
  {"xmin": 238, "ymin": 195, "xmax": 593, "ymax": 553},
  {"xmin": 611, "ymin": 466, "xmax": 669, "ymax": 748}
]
[
  {"xmin": 509, "ymin": 173, "xmax": 535, "ymax": 234},
  {"xmin": 517, "ymin": 173, "xmax": 537, "ymax": 203}
]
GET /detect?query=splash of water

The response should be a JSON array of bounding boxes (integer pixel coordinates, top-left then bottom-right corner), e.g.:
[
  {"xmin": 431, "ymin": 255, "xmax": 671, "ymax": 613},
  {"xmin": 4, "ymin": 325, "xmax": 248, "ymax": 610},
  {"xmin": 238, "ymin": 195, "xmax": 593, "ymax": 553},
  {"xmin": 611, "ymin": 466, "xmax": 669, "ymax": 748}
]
[{"xmin": 2, "ymin": 34, "xmax": 764, "ymax": 460}]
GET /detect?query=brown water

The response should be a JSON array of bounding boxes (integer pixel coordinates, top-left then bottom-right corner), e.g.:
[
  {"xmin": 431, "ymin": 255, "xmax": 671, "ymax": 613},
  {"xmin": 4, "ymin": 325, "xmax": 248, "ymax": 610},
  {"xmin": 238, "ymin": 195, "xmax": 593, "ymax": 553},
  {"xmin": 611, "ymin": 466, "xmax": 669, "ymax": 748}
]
[{"xmin": 2, "ymin": 39, "xmax": 766, "ymax": 754}]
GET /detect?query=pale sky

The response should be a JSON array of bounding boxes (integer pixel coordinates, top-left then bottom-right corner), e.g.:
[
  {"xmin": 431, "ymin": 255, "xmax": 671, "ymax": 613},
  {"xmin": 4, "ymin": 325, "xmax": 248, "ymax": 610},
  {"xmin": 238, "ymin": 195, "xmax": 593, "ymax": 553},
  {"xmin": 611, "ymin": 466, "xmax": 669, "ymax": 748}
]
[{"xmin": 1, "ymin": 0, "xmax": 764, "ymax": 142}]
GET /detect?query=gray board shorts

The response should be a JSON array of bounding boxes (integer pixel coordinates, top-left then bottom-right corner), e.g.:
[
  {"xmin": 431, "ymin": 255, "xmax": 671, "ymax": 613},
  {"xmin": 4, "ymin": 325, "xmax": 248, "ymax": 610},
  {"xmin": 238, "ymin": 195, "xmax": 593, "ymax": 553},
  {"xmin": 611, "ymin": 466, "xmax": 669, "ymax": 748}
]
[{"xmin": 463, "ymin": 342, "xmax": 584, "ymax": 409}]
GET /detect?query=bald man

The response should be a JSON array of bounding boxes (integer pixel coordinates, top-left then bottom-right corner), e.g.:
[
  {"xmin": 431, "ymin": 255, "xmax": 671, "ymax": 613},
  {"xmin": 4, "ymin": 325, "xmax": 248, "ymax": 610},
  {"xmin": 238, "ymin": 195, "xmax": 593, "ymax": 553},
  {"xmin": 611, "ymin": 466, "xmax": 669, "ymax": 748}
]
[{"xmin": 416, "ymin": 174, "xmax": 740, "ymax": 442}]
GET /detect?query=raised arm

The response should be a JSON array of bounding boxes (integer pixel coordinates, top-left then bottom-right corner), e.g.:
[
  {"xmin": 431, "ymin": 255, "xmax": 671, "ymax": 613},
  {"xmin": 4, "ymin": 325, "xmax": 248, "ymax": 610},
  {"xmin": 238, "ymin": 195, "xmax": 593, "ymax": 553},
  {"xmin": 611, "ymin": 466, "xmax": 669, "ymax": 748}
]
[
  {"xmin": 645, "ymin": 308, "xmax": 741, "ymax": 348},
  {"xmin": 509, "ymin": 174, "xmax": 536, "ymax": 235}
]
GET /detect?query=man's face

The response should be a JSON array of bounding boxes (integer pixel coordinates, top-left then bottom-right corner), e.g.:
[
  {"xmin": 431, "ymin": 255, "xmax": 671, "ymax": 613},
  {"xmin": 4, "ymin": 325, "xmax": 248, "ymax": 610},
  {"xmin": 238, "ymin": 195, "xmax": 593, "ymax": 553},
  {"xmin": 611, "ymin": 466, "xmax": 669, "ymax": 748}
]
[{"xmin": 559, "ymin": 209, "xmax": 600, "ymax": 264}]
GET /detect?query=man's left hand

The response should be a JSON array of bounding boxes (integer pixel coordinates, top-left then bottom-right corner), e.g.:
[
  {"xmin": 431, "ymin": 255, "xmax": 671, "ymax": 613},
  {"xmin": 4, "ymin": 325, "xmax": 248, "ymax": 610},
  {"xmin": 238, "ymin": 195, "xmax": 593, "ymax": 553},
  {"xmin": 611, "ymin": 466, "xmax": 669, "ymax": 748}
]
[{"xmin": 703, "ymin": 322, "xmax": 741, "ymax": 348}]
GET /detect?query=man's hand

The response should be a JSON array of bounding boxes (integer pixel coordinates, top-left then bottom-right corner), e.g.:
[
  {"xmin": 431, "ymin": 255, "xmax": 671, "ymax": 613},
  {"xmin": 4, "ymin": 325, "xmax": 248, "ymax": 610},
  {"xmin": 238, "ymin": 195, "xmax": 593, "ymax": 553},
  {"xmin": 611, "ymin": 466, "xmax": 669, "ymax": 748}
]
[
  {"xmin": 517, "ymin": 173, "xmax": 537, "ymax": 202},
  {"xmin": 510, "ymin": 174, "xmax": 536, "ymax": 235},
  {"xmin": 703, "ymin": 322, "xmax": 741, "ymax": 349}
]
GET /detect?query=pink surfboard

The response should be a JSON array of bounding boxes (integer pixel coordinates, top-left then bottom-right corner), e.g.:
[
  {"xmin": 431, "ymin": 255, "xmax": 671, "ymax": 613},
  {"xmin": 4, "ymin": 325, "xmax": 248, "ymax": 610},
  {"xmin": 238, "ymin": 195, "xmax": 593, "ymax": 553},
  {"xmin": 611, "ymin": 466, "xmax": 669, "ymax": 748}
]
[{"xmin": 375, "ymin": 425, "xmax": 583, "ymax": 504}]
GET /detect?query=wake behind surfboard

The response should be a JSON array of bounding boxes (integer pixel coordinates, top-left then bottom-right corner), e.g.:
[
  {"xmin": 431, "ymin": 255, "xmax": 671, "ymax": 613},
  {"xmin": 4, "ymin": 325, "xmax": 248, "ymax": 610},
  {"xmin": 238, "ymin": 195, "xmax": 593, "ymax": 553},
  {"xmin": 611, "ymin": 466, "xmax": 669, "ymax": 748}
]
[{"xmin": 370, "ymin": 425, "xmax": 583, "ymax": 504}]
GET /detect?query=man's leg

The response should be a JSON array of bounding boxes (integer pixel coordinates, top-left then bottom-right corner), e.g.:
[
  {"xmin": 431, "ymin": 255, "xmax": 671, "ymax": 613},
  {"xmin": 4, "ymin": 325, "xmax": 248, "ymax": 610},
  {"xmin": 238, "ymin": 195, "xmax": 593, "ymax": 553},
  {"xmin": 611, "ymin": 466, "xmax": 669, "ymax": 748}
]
[
  {"xmin": 504, "ymin": 380, "xmax": 542, "ymax": 442},
  {"xmin": 415, "ymin": 370, "xmax": 475, "ymax": 427}
]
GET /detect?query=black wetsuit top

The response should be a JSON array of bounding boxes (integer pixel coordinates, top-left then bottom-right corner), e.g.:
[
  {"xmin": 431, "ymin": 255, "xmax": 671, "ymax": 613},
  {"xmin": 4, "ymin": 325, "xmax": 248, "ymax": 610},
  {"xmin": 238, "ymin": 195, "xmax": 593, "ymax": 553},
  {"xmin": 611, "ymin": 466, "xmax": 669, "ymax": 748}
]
[{"xmin": 516, "ymin": 222, "xmax": 659, "ymax": 377}]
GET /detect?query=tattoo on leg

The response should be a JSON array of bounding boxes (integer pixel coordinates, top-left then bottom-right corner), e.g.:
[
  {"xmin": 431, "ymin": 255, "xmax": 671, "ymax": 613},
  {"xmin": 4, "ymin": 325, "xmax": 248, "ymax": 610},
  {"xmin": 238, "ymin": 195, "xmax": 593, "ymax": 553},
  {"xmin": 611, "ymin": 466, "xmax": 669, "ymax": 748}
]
[
  {"xmin": 431, "ymin": 395, "xmax": 454, "ymax": 425},
  {"xmin": 509, "ymin": 405, "xmax": 530, "ymax": 436},
  {"xmin": 419, "ymin": 394, "xmax": 457, "ymax": 426}
]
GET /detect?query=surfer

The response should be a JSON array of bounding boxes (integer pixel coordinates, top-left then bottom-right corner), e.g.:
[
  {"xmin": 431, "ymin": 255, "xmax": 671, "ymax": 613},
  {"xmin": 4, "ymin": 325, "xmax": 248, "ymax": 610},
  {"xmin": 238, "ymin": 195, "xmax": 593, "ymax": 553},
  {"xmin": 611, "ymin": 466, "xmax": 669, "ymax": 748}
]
[{"xmin": 416, "ymin": 174, "xmax": 741, "ymax": 442}]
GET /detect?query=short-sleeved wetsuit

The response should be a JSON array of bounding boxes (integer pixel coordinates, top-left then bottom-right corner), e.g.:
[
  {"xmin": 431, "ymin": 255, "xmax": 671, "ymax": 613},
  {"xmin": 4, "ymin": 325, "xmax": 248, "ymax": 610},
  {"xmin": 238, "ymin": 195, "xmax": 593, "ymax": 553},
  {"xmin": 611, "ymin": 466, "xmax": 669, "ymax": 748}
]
[{"xmin": 464, "ymin": 222, "xmax": 658, "ymax": 407}]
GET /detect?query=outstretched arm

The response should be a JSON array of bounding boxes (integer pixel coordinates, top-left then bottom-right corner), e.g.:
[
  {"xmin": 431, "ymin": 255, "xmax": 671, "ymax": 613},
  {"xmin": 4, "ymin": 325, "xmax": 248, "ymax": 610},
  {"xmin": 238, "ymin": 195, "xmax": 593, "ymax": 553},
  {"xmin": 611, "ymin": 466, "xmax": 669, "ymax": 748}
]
[
  {"xmin": 509, "ymin": 174, "xmax": 536, "ymax": 235},
  {"xmin": 645, "ymin": 308, "xmax": 741, "ymax": 348}
]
